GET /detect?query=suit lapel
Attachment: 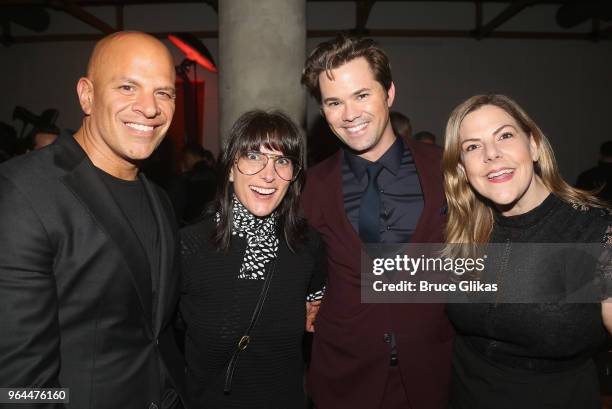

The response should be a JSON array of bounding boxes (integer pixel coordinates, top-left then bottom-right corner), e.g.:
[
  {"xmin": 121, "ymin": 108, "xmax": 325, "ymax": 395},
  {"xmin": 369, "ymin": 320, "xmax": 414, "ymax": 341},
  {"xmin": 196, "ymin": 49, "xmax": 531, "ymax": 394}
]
[
  {"xmin": 58, "ymin": 139, "xmax": 154, "ymax": 335},
  {"xmin": 322, "ymin": 151, "xmax": 362, "ymax": 245},
  {"xmin": 404, "ymin": 138, "xmax": 441, "ymax": 243},
  {"xmin": 141, "ymin": 175, "xmax": 174, "ymax": 335},
  {"xmin": 326, "ymin": 139, "xmax": 439, "ymax": 246}
]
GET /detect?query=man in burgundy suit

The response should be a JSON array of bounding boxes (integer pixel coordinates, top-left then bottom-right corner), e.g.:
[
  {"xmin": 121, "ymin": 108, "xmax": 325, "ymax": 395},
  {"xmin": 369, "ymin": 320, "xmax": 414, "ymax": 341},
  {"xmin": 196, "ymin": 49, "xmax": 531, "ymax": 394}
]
[{"xmin": 301, "ymin": 34, "xmax": 453, "ymax": 409}]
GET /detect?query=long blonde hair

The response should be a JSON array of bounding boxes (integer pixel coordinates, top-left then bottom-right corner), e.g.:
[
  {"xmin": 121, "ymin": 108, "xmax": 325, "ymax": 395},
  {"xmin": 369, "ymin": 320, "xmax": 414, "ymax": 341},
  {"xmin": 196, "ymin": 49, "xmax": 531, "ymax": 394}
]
[{"xmin": 443, "ymin": 94, "xmax": 600, "ymax": 245}]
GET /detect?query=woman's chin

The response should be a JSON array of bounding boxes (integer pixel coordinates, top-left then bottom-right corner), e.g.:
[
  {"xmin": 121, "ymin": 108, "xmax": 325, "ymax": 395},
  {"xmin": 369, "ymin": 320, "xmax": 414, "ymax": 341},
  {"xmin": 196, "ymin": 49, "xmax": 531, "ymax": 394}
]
[
  {"xmin": 481, "ymin": 192, "xmax": 521, "ymax": 215},
  {"xmin": 244, "ymin": 200, "xmax": 280, "ymax": 217}
]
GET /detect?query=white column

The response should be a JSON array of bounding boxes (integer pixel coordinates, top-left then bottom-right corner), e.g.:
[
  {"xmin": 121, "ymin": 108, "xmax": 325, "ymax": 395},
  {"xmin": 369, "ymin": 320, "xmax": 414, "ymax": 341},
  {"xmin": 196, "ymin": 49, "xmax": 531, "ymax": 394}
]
[{"xmin": 219, "ymin": 0, "xmax": 306, "ymax": 146}]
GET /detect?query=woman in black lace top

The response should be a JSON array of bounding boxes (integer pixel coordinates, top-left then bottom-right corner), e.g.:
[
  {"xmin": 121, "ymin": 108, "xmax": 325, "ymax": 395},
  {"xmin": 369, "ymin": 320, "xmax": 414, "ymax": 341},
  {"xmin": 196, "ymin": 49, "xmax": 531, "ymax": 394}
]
[
  {"xmin": 442, "ymin": 94, "xmax": 611, "ymax": 409},
  {"xmin": 179, "ymin": 111, "xmax": 326, "ymax": 409}
]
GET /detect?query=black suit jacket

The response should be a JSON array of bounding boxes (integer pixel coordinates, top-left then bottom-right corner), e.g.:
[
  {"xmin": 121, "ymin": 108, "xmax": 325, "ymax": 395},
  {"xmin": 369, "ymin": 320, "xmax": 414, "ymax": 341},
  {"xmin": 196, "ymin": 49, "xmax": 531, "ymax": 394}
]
[
  {"xmin": 0, "ymin": 135, "xmax": 187, "ymax": 409},
  {"xmin": 302, "ymin": 139, "xmax": 453, "ymax": 409}
]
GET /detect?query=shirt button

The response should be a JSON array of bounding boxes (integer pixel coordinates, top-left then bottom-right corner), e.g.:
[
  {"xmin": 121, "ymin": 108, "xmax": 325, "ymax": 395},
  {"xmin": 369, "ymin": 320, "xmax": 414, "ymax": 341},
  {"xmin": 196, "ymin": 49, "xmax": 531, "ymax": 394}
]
[
  {"xmin": 383, "ymin": 333, "xmax": 391, "ymax": 343},
  {"xmin": 380, "ymin": 189, "xmax": 384, "ymax": 193}
]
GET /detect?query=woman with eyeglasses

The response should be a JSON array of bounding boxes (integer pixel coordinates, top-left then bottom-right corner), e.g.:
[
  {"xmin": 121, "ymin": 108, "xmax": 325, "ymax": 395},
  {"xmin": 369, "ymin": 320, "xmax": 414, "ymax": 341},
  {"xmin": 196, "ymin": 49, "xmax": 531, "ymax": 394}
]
[{"xmin": 178, "ymin": 110, "xmax": 326, "ymax": 409}]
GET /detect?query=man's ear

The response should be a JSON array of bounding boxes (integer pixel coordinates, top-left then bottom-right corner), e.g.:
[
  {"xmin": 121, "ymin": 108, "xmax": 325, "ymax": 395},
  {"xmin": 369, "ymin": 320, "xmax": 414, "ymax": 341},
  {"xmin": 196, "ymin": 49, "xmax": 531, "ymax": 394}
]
[
  {"xmin": 77, "ymin": 77, "xmax": 94, "ymax": 115},
  {"xmin": 386, "ymin": 81, "xmax": 396, "ymax": 107}
]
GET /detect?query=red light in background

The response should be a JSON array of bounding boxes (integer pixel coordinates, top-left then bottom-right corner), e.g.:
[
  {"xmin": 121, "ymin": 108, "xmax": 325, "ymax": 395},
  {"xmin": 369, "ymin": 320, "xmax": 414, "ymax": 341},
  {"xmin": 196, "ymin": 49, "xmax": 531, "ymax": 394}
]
[{"xmin": 168, "ymin": 34, "xmax": 217, "ymax": 73}]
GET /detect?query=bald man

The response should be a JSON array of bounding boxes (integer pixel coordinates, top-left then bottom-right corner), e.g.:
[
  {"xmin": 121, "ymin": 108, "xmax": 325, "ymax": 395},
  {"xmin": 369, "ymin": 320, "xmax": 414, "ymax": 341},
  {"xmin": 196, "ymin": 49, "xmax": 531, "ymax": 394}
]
[{"xmin": 0, "ymin": 32, "xmax": 188, "ymax": 409}]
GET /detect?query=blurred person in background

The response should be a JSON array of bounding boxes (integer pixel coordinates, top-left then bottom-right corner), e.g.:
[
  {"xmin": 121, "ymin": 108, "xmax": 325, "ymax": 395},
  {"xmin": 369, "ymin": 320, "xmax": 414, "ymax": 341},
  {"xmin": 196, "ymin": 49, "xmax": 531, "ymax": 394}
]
[
  {"xmin": 30, "ymin": 124, "xmax": 60, "ymax": 150},
  {"xmin": 414, "ymin": 130, "xmax": 437, "ymax": 145},
  {"xmin": 180, "ymin": 143, "xmax": 217, "ymax": 223},
  {"xmin": 390, "ymin": 110, "xmax": 412, "ymax": 140},
  {"xmin": 577, "ymin": 140, "xmax": 612, "ymax": 204}
]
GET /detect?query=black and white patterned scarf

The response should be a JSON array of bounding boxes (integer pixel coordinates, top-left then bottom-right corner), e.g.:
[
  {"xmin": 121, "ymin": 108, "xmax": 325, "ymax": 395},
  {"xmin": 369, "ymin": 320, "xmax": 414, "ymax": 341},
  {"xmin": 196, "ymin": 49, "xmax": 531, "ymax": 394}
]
[{"xmin": 229, "ymin": 195, "xmax": 279, "ymax": 280}]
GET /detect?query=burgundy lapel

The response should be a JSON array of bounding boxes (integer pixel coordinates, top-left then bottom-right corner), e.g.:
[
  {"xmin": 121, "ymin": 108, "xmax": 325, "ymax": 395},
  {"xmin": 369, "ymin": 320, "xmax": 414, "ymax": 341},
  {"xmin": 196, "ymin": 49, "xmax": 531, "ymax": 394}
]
[
  {"xmin": 320, "ymin": 150, "xmax": 362, "ymax": 245},
  {"xmin": 404, "ymin": 138, "xmax": 444, "ymax": 243},
  {"xmin": 319, "ymin": 139, "xmax": 443, "ymax": 245}
]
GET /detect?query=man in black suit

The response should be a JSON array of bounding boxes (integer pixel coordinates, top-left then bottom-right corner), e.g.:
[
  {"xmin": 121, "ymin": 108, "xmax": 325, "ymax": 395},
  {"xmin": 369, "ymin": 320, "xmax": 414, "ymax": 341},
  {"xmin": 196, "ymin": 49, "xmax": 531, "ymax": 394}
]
[{"xmin": 0, "ymin": 32, "xmax": 186, "ymax": 409}]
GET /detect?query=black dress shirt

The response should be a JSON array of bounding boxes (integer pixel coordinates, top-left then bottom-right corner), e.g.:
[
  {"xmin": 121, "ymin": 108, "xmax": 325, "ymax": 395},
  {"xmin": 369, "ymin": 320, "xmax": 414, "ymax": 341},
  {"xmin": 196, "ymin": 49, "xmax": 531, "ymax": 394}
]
[{"xmin": 342, "ymin": 136, "xmax": 423, "ymax": 243}]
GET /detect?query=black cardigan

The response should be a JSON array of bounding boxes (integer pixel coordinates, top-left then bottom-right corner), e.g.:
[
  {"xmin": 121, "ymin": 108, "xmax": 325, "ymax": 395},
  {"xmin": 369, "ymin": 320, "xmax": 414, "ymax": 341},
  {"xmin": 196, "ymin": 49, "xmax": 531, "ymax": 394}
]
[{"xmin": 179, "ymin": 216, "xmax": 326, "ymax": 409}]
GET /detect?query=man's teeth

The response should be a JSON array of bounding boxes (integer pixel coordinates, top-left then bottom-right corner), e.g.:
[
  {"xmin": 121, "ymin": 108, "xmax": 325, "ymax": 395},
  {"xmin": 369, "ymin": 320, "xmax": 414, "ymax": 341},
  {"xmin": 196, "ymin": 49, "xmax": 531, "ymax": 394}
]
[
  {"xmin": 345, "ymin": 123, "xmax": 367, "ymax": 133},
  {"xmin": 488, "ymin": 169, "xmax": 513, "ymax": 179},
  {"xmin": 250, "ymin": 186, "xmax": 276, "ymax": 195},
  {"xmin": 125, "ymin": 122, "xmax": 154, "ymax": 132}
]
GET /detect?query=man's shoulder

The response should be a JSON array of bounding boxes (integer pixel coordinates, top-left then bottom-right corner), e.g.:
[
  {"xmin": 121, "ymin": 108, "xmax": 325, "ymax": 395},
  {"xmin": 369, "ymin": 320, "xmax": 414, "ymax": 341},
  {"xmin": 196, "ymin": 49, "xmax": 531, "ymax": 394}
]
[
  {"xmin": 0, "ymin": 148, "xmax": 65, "ymax": 225},
  {"xmin": 1, "ymin": 133, "xmax": 83, "ymax": 178},
  {"xmin": 302, "ymin": 153, "xmax": 341, "ymax": 222},
  {"xmin": 307, "ymin": 152, "xmax": 340, "ymax": 177},
  {"xmin": 407, "ymin": 139, "xmax": 443, "ymax": 162},
  {"xmin": 0, "ymin": 145, "xmax": 59, "ymax": 185},
  {"xmin": 304, "ymin": 152, "xmax": 340, "ymax": 195},
  {"xmin": 0, "ymin": 137, "xmax": 87, "ymax": 207}
]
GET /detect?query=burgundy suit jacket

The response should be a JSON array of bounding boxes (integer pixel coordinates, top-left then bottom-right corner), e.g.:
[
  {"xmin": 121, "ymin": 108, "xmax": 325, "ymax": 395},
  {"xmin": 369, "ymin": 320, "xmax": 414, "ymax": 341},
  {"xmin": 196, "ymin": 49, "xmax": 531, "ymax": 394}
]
[{"xmin": 302, "ymin": 139, "xmax": 453, "ymax": 409}]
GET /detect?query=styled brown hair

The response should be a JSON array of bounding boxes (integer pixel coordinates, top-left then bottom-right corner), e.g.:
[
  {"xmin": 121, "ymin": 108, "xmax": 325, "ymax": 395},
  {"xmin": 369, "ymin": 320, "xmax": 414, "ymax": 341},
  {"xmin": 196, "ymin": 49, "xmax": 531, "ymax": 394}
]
[
  {"xmin": 443, "ymin": 94, "xmax": 602, "ymax": 247},
  {"xmin": 301, "ymin": 33, "xmax": 392, "ymax": 103}
]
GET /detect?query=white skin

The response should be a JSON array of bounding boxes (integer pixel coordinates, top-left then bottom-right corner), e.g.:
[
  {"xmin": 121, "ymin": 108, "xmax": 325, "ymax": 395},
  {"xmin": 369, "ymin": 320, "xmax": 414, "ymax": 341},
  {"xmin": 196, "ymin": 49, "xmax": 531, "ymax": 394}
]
[
  {"xmin": 459, "ymin": 104, "xmax": 612, "ymax": 334},
  {"xmin": 458, "ymin": 105, "xmax": 549, "ymax": 216},
  {"xmin": 319, "ymin": 57, "xmax": 396, "ymax": 162},
  {"xmin": 229, "ymin": 146, "xmax": 291, "ymax": 218},
  {"xmin": 229, "ymin": 145, "xmax": 319, "ymax": 331}
]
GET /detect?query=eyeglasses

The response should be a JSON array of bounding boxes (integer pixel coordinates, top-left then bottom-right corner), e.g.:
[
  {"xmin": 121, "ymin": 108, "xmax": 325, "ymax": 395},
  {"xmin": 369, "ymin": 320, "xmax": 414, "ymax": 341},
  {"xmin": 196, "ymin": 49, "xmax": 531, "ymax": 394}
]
[{"xmin": 236, "ymin": 151, "xmax": 301, "ymax": 181}]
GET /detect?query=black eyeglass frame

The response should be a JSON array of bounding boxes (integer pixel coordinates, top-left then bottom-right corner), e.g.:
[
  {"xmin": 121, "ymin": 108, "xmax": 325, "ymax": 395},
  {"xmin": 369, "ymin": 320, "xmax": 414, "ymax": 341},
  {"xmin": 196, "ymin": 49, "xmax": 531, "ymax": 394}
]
[{"xmin": 235, "ymin": 151, "xmax": 302, "ymax": 182}]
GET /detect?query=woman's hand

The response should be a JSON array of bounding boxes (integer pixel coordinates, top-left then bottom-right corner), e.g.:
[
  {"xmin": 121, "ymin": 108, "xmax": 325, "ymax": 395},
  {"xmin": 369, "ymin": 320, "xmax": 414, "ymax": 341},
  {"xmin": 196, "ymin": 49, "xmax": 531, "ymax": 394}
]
[{"xmin": 306, "ymin": 300, "xmax": 321, "ymax": 332}]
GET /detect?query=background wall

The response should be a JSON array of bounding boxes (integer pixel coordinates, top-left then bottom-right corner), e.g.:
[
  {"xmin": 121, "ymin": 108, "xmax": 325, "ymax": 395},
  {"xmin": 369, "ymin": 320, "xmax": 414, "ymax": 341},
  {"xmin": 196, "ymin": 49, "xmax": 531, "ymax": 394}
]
[
  {"xmin": 1, "ymin": 1, "xmax": 610, "ymax": 181},
  {"xmin": 0, "ymin": 2, "xmax": 220, "ymax": 154},
  {"xmin": 309, "ymin": 35, "xmax": 612, "ymax": 182}
]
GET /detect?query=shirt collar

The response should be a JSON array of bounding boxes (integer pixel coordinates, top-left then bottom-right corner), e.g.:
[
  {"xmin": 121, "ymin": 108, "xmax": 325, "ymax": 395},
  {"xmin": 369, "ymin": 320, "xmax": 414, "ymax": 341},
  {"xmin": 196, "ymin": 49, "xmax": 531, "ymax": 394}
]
[{"xmin": 344, "ymin": 136, "xmax": 404, "ymax": 181}]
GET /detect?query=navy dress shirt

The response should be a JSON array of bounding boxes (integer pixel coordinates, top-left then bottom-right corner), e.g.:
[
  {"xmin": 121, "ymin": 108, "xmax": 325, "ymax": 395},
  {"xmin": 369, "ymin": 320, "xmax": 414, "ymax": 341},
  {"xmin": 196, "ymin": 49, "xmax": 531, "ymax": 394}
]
[{"xmin": 342, "ymin": 136, "xmax": 423, "ymax": 243}]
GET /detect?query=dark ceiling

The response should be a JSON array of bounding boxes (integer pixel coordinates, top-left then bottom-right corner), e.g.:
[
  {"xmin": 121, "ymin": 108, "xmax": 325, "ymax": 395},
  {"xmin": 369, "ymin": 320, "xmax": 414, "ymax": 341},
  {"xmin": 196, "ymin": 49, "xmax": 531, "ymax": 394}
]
[{"xmin": 1, "ymin": 0, "xmax": 610, "ymax": 45}]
